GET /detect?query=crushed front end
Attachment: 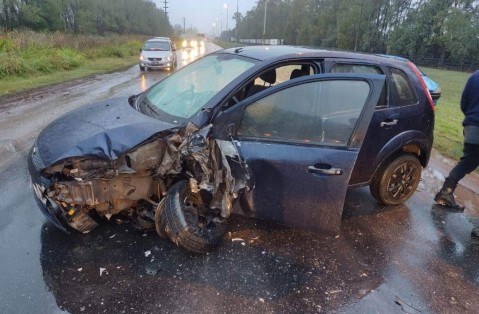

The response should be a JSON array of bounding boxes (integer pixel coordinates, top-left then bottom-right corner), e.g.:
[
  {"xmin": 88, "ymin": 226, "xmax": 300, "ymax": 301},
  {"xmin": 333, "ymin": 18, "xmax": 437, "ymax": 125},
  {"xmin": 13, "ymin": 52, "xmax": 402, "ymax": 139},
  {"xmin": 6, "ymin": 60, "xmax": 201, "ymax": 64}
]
[{"xmin": 29, "ymin": 124, "xmax": 252, "ymax": 251}]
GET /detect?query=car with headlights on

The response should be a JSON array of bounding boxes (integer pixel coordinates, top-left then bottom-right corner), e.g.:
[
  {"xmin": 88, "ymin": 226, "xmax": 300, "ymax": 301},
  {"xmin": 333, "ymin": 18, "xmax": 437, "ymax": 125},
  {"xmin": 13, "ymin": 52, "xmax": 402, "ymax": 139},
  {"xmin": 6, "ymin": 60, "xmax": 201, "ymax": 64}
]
[
  {"xmin": 139, "ymin": 37, "xmax": 177, "ymax": 71},
  {"xmin": 29, "ymin": 46, "xmax": 434, "ymax": 253}
]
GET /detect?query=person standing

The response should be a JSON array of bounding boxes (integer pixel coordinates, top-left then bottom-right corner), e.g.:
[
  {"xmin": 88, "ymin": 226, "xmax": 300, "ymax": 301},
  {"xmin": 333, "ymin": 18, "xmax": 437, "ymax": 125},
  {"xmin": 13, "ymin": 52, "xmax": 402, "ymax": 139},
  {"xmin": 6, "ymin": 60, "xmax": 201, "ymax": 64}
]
[{"xmin": 434, "ymin": 70, "xmax": 479, "ymax": 239}]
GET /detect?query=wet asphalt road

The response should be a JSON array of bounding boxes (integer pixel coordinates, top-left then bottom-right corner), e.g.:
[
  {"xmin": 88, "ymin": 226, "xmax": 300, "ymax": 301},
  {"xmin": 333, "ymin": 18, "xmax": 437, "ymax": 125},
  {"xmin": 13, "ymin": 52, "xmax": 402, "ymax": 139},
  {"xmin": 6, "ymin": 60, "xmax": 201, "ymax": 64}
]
[{"xmin": 1, "ymin": 43, "xmax": 479, "ymax": 313}]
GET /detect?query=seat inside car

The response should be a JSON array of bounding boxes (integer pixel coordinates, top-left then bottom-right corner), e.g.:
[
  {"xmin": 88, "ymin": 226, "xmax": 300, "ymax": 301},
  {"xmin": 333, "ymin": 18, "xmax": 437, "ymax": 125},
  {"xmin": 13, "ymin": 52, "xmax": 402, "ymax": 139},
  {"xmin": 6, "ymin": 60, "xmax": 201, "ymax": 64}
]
[
  {"xmin": 290, "ymin": 68, "xmax": 309, "ymax": 80},
  {"xmin": 245, "ymin": 69, "xmax": 277, "ymax": 98}
]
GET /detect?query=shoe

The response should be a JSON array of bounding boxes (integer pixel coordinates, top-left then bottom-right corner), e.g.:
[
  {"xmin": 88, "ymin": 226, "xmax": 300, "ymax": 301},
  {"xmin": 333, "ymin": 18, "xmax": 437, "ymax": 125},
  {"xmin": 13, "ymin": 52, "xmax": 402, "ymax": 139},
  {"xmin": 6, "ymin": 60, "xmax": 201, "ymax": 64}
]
[
  {"xmin": 434, "ymin": 190, "xmax": 465, "ymax": 211},
  {"xmin": 472, "ymin": 227, "xmax": 479, "ymax": 239}
]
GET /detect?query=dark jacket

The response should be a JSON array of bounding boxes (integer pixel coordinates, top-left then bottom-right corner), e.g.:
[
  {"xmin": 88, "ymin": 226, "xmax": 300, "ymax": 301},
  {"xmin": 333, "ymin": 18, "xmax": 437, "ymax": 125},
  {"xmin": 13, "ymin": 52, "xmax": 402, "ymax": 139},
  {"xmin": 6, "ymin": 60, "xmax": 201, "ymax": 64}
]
[{"xmin": 461, "ymin": 70, "xmax": 479, "ymax": 126}]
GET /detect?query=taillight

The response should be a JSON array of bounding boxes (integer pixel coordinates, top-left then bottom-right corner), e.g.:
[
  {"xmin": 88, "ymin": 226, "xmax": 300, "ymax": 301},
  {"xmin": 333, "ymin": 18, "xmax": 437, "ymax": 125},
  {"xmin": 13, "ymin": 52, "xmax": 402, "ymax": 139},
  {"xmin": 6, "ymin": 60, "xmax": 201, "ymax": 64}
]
[{"xmin": 408, "ymin": 61, "xmax": 435, "ymax": 112}]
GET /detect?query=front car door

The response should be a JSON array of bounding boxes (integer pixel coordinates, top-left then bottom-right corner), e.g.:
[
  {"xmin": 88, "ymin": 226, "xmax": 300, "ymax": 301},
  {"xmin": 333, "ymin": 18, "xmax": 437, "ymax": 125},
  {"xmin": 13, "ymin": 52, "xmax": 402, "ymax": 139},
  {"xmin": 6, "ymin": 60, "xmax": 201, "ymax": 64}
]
[{"xmin": 213, "ymin": 74, "xmax": 385, "ymax": 235}]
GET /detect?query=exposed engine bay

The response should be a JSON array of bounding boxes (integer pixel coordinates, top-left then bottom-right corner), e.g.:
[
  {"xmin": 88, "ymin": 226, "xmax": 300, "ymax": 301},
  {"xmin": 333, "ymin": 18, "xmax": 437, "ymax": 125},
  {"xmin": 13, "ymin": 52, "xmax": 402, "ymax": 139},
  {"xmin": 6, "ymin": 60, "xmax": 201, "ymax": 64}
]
[{"xmin": 35, "ymin": 123, "xmax": 252, "ymax": 246}]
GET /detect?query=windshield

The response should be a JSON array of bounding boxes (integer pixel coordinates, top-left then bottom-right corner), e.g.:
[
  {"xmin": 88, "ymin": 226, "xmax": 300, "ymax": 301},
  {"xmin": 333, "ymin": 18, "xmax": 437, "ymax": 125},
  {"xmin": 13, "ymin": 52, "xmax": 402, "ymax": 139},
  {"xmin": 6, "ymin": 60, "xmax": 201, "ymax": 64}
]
[
  {"xmin": 139, "ymin": 54, "xmax": 257, "ymax": 124},
  {"xmin": 143, "ymin": 41, "xmax": 170, "ymax": 51}
]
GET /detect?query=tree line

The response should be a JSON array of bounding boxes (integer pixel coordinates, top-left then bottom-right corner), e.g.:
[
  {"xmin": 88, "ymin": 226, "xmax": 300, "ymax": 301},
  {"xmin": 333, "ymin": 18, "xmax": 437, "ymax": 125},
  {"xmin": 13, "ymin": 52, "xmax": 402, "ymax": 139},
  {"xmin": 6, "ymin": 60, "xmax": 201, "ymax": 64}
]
[
  {"xmin": 0, "ymin": 0, "xmax": 172, "ymax": 36},
  {"xmin": 231, "ymin": 0, "xmax": 479, "ymax": 65}
]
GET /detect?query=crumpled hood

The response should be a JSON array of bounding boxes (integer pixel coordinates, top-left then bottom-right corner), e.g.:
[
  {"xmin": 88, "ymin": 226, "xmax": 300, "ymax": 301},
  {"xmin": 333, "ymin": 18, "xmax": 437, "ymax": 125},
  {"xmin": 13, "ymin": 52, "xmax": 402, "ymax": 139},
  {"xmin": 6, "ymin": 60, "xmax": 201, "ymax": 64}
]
[{"xmin": 36, "ymin": 97, "xmax": 176, "ymax": 168}]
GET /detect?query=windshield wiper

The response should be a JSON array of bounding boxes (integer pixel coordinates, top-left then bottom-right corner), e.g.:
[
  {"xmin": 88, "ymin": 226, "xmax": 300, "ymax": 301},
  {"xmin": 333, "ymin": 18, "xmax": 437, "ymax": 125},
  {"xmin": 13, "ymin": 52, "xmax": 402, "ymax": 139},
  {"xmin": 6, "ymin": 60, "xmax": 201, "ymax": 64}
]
[{"xmin": 139, "ymin": 98, "xmax": 161, "ymax": 118}]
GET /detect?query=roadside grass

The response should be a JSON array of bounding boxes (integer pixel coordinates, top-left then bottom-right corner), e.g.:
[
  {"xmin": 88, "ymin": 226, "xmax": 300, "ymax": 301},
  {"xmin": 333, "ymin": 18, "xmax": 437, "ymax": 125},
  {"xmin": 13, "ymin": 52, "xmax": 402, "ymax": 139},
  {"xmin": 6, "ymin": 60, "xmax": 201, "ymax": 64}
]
[
  {"xmin": 213, "ymin": 40, "xmax": 242, "ymax": 49},
  {"xmin": 0, "ymin": 56, "xmax": 138, "ymax": 96},
  {"xmin": 0, "ymin": 30, "xmax": 145, "ymax": 96},
  {"xmin": 421, "ymin": 67, "xmax": 471, "ymax": 160}
]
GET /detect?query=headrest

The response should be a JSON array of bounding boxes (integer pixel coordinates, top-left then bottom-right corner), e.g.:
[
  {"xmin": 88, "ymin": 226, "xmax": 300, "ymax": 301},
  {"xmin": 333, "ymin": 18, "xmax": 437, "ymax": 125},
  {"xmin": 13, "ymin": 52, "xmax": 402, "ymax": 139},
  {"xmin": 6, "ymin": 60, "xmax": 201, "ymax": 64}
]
[
  {"xmin": 290, "ymin": 69, "xmax": 308, "ymax": 80},
  {"xmin": 260, "ymin": 69, "xmax": 276, "ymax": 84}
]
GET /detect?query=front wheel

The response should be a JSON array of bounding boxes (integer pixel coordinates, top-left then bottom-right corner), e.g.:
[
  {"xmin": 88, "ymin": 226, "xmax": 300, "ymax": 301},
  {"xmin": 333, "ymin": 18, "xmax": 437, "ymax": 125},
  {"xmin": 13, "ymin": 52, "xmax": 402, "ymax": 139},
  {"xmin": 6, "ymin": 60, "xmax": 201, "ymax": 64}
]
[
  {"xmin": 369, "ymin": 154, "xmax": 422, "ymax": 205},
  {"xmin": 156, "ymin": 181, "xmax": 227, "ymax": 253}
]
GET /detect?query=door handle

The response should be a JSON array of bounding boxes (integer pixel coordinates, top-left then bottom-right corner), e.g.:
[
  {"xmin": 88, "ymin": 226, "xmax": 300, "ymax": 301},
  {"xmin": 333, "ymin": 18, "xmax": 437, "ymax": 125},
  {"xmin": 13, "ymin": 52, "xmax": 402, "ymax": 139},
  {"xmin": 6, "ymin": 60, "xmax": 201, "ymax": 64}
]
[
  {"xmin": 308, "ymin": 165, "xmax": 343, "ymax": 175},
  {"xmin": 380, "ymin": 119, "xmax": 398, "ymax": 127}
]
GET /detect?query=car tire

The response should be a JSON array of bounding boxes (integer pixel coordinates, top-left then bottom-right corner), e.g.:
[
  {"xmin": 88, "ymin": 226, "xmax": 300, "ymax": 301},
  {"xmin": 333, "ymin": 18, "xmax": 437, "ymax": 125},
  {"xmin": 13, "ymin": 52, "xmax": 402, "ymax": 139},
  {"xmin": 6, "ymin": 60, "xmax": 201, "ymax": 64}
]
[
  {"xmin": 158, "ymin": 180, "xmax": 227, "ymax": 253},
  {"xmin": 139, "ymin": 65, "xmax": 145, "ymax": 71},
  {"xmin": 369, "ymin": 154, "xmax": 422, "ymax": 205},
  {"xmin": 154, "ymin": 198, "xmax": 167, "ymax": 238}
]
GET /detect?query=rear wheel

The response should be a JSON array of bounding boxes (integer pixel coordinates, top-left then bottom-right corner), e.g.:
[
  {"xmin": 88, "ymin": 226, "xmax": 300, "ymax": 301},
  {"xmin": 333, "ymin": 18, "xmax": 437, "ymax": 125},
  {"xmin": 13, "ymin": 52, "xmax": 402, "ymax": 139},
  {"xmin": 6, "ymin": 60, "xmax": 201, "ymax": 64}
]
[
  {"xmin": 369, "ymin": 154, "xmax": 422, "ymax": 205},
  {"xmin": 156, "ymin": 181, "xmax": 227, "ymax": 253},
  {"xmin": 139, "ymin": 65, "xmax": 145, "ymax": 71}
]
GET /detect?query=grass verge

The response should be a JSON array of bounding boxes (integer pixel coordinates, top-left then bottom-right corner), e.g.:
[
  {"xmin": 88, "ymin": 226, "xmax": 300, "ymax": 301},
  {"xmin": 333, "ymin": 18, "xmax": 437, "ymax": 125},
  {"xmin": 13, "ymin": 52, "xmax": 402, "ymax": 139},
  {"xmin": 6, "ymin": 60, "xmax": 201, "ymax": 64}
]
[
  {"xmin": 421, "ymin": 67, "xmax": 471, "ymax": 160},
  {"xmin": 0, "ymin": 30, "xmax": 145, "ymax": 97},
  {"xmin": 213, "ymin": 40, "xmax": 242, "ymax": 49},
  {"xmin": 0, "ymin": 56, "xmax": 138, "ymax": 96}
]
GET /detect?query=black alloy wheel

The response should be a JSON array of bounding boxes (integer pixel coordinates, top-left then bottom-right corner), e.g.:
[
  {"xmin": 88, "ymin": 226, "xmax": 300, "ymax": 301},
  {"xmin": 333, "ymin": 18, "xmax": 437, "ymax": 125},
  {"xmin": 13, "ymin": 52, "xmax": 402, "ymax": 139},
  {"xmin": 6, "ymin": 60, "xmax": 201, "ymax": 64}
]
[{"xmin": 370, "ymin": 154, "xmax": 422, "ymax": 205}]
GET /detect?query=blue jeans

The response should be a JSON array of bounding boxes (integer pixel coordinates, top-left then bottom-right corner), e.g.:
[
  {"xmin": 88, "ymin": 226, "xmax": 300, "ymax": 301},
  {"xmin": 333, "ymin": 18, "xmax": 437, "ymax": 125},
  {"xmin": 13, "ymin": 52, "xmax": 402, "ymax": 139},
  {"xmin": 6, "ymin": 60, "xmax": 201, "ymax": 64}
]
[{"xmin": 446, "ymin": 142, "xmax": 479, "ymax": 189}]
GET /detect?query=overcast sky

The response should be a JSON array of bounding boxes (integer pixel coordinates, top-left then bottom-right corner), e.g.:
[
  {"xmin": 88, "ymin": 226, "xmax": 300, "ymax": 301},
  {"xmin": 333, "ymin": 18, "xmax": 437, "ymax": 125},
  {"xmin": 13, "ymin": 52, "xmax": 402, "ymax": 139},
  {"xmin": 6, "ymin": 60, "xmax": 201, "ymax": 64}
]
[{"xmin": 154, "ymin": 0, "xmax": 259, "ymax": 34}]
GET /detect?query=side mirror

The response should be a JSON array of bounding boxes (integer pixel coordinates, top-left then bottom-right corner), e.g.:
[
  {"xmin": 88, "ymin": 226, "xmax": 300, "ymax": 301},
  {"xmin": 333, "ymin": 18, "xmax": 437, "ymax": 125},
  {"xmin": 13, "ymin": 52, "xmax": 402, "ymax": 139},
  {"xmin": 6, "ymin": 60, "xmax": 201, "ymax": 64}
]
[{"xmin": 211, "ymin": 107, "xmax": 245, "ymax": 140}]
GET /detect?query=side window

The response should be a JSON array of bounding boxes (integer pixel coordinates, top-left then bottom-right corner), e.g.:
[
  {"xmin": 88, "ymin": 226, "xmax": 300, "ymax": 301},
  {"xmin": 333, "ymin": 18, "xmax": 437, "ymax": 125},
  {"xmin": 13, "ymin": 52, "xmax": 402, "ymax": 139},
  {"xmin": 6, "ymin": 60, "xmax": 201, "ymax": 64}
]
[
  {"xmin": 252, "ymin": 64, "xmax": 315, "ymax": 87},
  {"xmin": 224, "ymin": 63, "xmax": 316, "ymax": 109},
  {"xmin": 238, "ymin": 80, "xmax": 371, "ymax": 146},
  {"xmin": 389, "ymin": 67, "xmax": 418, "ymax": 106},
  {"xmin": 331, "ymin": 63, "xmax": 386, "ymax": 107},
  {"xmin": 331, "ymin": 63, "xmax": 382, "ymax": 74}
]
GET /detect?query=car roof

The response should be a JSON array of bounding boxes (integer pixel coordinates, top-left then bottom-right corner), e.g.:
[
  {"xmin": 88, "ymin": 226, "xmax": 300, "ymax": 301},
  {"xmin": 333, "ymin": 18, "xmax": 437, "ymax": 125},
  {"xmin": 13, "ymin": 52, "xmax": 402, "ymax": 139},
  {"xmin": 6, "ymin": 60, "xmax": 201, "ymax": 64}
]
[
  {"xmin": 147, "ymin": 37, "xmax": 171, "ymax": 42},
  {"xmin": 219, "ymin": 45, "xmax": 407, "ymax": 66}
]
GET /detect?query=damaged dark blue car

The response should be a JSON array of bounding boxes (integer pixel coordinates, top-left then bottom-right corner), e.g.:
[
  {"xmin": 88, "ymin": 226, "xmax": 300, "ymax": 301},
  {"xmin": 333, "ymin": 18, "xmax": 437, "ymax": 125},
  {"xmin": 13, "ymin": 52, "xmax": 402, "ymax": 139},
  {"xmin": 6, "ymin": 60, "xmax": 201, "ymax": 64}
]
[{"xmin": 28, "ymin": 46, "xmax": 435, "ymax": 253}]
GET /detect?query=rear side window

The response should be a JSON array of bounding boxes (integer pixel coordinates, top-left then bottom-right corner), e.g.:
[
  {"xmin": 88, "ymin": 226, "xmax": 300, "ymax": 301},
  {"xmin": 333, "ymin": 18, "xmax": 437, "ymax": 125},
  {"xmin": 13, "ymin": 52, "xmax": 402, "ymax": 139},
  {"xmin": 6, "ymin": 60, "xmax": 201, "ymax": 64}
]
[
  {"xmin": 331, "ymin": 63, "xmax": 382, "ymax": 75},
  {"xmin": 331, "ymin": 63, "xmax": 386, "ymax": 107},
  {"xmin": 389, "ymin": 67, "xmax": 418, "ymax": 106},
  {"xmin": 253, "ymin": 64, "xmax": 316, "ymax": 86}
]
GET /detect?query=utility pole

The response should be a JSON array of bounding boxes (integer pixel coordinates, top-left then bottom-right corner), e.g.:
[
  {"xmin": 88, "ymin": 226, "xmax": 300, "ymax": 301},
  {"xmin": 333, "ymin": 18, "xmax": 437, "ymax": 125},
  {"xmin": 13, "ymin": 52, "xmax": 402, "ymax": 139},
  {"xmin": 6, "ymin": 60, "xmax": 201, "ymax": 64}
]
[
  {"xmin": 224, "ymin": 4, "xmax": 228, "ymax": 41},
  {"xmin": 235, "ymin": 0, "xmax": 239, "ymax": 42},
  {"xmin": 182, "ymin": 17, "xmax": 186, "ymax": 34},
  {"xmin": 263, "ymin": 0, "xmax": 268, "ymax": 45},
  {"xmin": 163, "ymin": 0, "xmax": 169, "ymax": 34}
]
